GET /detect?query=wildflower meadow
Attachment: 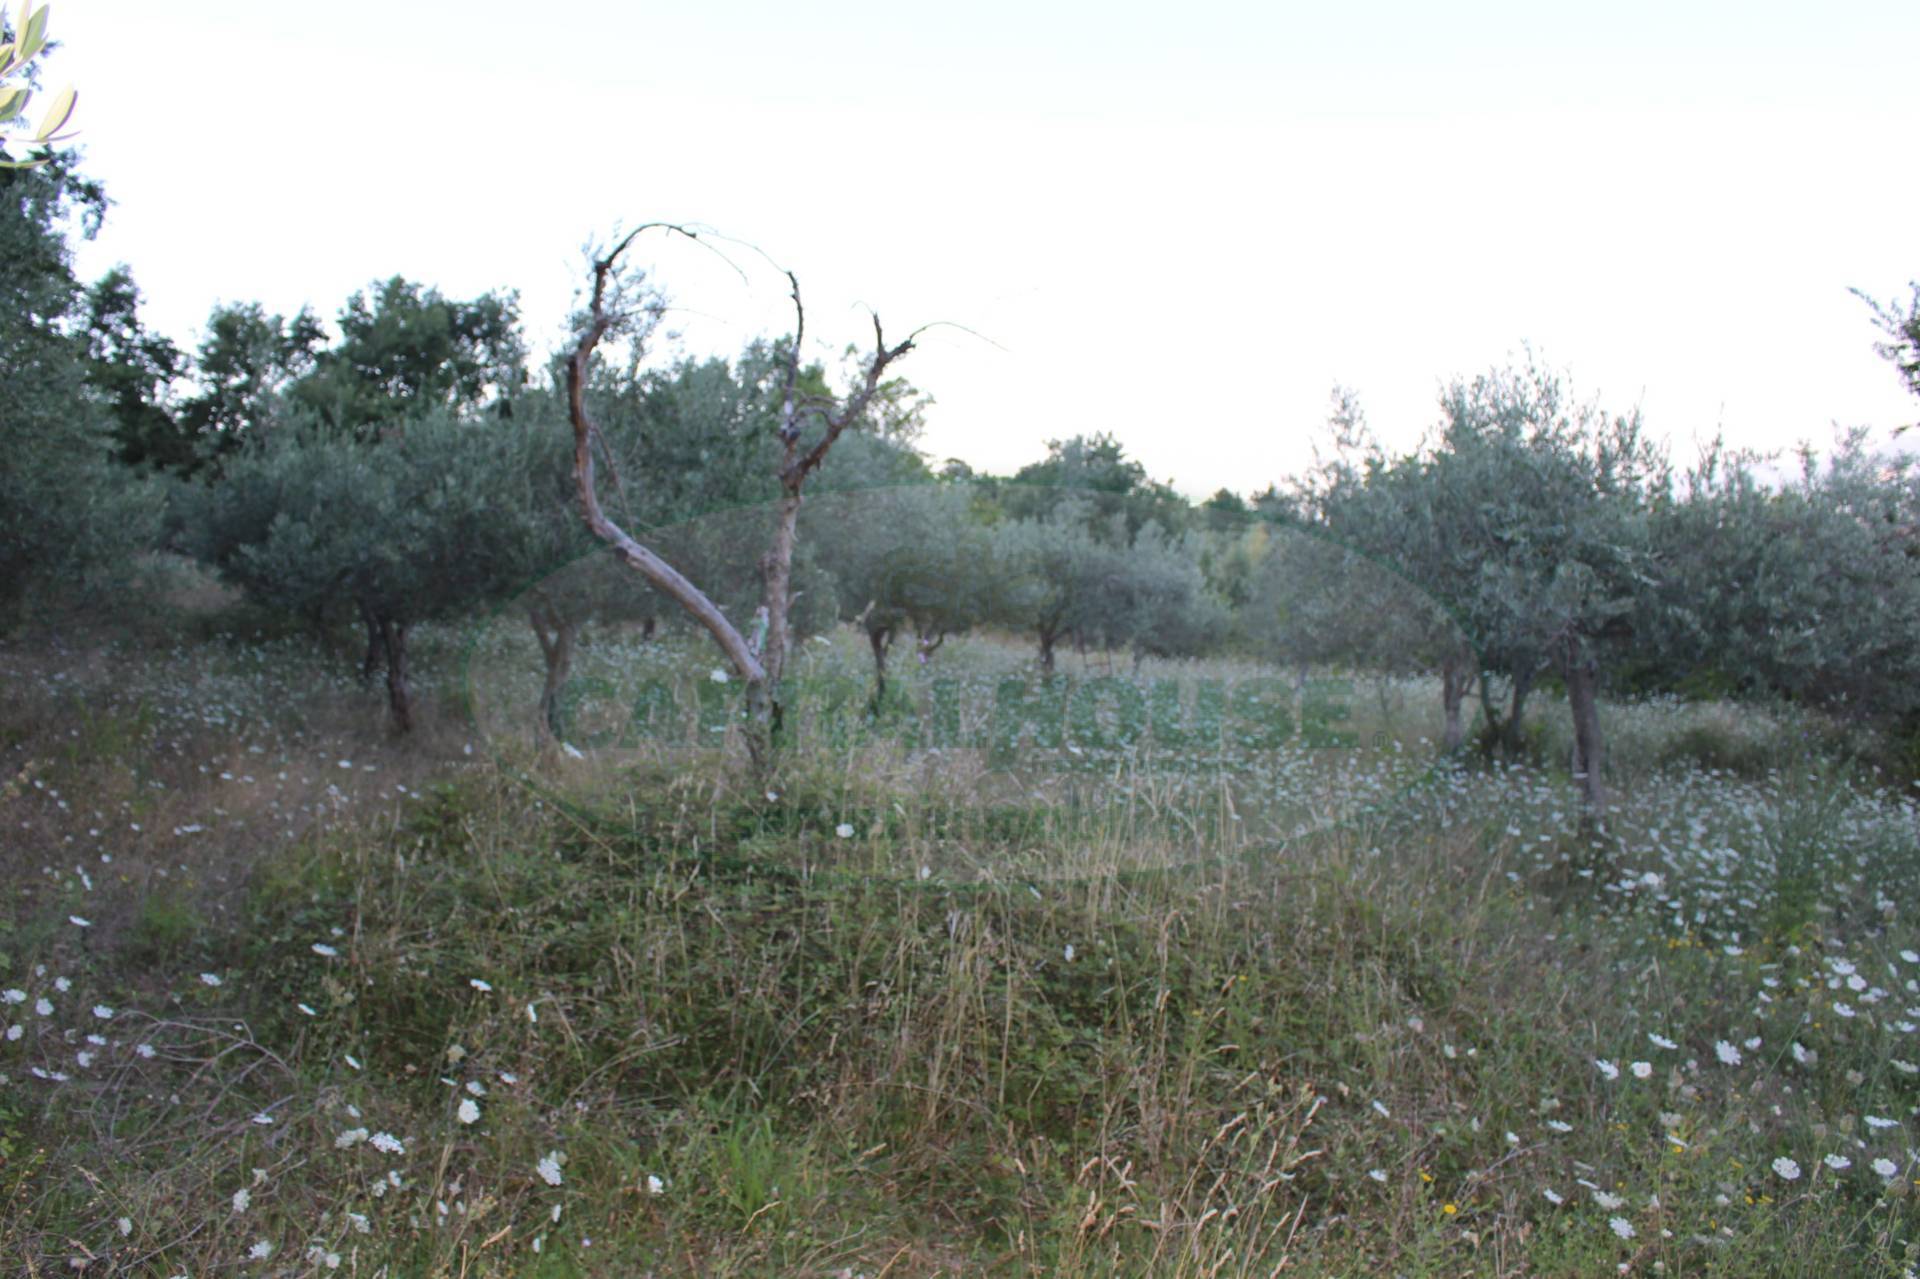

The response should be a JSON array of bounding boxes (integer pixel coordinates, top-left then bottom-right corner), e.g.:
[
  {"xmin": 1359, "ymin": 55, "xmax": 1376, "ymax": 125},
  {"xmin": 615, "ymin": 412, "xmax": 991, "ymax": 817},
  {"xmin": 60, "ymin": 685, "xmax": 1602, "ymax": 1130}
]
[{"xmin": 5, "ymin": 601, "xmax": 1919, "ymax": 1277}]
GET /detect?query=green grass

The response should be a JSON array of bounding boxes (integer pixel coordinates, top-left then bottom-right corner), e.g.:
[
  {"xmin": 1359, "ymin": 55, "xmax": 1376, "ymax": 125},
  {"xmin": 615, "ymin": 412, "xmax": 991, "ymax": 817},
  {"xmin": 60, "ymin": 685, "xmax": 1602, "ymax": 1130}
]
[{"xmin": 4, "ymin": 622, "xmax": 1920, "ymax": 1276}]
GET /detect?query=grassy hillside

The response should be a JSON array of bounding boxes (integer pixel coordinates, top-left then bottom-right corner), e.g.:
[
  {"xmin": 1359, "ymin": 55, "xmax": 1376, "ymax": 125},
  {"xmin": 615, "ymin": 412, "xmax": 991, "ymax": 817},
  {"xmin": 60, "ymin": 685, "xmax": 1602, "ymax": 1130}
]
[{"xmin": 4, "ymin": 615, "xmax": 1919, "ymax": 1276}]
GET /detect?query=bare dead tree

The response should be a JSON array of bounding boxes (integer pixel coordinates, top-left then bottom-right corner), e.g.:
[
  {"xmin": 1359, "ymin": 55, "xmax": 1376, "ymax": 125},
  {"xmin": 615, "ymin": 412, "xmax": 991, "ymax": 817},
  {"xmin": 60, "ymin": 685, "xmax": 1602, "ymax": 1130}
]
[
  {"xmin": 564, "ymin": 225, "xmax": 920, "ymax": 769},
  {"xmin": 757, "ymin": 270, "xmax": 920, "ymax": 718}
]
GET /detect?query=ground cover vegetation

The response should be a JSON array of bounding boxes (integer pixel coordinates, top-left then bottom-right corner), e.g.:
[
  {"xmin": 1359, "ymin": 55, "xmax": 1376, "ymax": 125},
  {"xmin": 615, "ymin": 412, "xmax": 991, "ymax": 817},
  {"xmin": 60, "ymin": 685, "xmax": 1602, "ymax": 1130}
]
[{"xmin": 6, "ymin": 52, "xmax": 1920, "ymax": 1274}]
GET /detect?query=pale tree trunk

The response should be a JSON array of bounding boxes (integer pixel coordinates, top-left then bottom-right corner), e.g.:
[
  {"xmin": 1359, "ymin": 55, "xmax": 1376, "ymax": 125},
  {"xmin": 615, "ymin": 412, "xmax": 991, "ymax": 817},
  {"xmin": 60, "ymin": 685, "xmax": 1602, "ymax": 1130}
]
[
  {"xmin": 1561, "ymin": 634, "xmax": 1607, "ymax": 822},
  {"xmin": 751, "ymin": 487, "xmax": 803, "ymax": 750},
  {"xmin": 565, "ymin": 226, "xmax": 919, "ymax": 781},
  {"xmin": 566, "ymin": 228, "xmax": 769, "ymax": 765}
]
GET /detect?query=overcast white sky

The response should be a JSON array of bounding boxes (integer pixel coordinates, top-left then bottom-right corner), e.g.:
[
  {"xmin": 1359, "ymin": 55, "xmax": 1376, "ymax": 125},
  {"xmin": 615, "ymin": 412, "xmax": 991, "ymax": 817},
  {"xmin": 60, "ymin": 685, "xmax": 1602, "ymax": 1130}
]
[{"xmin": 46, "ymin": 0, "xmax": 1920, "ymax": 496}]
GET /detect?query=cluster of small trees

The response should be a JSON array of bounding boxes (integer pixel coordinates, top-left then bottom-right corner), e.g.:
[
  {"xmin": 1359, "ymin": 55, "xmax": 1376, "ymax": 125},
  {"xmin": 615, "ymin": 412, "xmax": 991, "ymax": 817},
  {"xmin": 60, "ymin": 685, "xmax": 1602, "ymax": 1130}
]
[
  {"xmin": 801, "ymin": 483, "xmax": 1226, "ymax": 704},
  {"xmin": 1277, "ymin": 350, "xmax": 1920, "ymax": 817}
]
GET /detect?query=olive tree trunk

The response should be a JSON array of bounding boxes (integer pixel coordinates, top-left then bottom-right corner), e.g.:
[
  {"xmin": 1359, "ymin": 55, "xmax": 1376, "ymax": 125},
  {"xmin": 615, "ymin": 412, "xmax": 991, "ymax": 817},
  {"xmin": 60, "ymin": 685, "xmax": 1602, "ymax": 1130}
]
[
  {"xmin": 1038, "ymin": 625, "xmax": 1060, "ymax": 676},
  {"xmin": 867, "ymin": 622, "xmax": 895, "ymax": 712},
  {"xmin": 529, "ymin": 602, "xmax": 577, "ymax": 740},
  {"xmin": 1560, "ymin": 633, "xmax": 1607, "ymax": 821},
  {"xmin": 379, "ymin": 616, "xmax": 412, "ymax": 734},
  {"xmin": 359, "ymin": 597, "xmax": 386, "ymax": 687},
  {"xmin": 1440, "ymin": 649, "xmax": 1474, "ymax": 753},
  {"xmin": 1477, "ymin": 663, "xmax": 1534, "ymax": 757}
]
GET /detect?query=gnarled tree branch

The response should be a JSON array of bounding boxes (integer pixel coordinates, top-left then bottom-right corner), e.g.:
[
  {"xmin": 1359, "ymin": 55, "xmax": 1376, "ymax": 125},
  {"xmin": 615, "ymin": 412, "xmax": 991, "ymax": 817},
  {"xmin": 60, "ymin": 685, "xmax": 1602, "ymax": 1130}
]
[{"xmin": 564, "ymin": 226, "xmax": 767, "ymax": 686}]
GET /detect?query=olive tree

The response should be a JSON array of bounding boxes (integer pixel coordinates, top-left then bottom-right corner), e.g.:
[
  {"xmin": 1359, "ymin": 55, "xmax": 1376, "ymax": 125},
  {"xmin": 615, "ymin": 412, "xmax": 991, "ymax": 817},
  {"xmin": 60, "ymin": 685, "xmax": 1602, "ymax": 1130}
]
[
  {"xmin": 187, "ymin": 411, "xmax": 545, "ymax": 730},
  {"xmin": 1075, "ymin": 519, "xmax": 1229, "ymax": 666},
  {"xmin": 987, "ymin": 504, "xmax": 1110, "ymax": 676},
  {"xmin": 803, "ymin": 481, "xmax": 992, "ymax": 708},
  {"xmin": 1312, "ymin": 360, "xmax": 1663, "ymax": 818},
  {"xmin": 1280, "ymin": 392, "xmax": 1479, "ymax": 749},
  {"xmin": 1644, "ymin": 431, "xmax": 1920, "ymax": 724},
  {"xmin": 1441, "ymin": 364, "xmax": 1660, "ymax": 815}
]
